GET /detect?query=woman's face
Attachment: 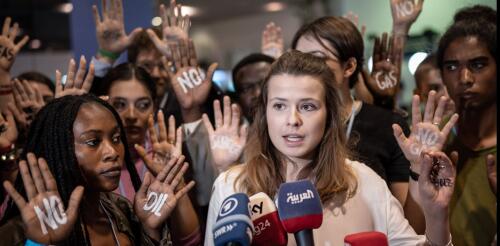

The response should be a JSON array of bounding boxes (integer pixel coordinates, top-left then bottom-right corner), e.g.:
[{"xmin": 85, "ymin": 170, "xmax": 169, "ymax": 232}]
[
  {"xmin": 295, "ymin": 35, "xmax": 345, "ymax": 87},
  {"xmin": 266, "ymin": 74, "xmax": 327, "ymax": 162},
  {"xmin": 73, "ymin": 103, "xmax": 125, "ymax": 192},
  {"xmin": 108, "ymin": 78, "xmax": 154, "ymax": 146},
  {"xmin": 441, "ymin": 36, "xmax": 497, "ymax": 111}
]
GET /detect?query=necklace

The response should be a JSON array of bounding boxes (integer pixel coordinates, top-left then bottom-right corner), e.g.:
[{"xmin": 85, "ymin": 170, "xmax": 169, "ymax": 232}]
[{"xmin": 99, "ymin": 199, "xmax": 121, "ymax": 246}]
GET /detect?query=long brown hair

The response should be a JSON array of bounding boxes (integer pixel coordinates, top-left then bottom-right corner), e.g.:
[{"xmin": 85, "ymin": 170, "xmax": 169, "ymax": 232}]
[{"xmin": 234, "ymin": 50, "xmax": 357, "ymax": 203}]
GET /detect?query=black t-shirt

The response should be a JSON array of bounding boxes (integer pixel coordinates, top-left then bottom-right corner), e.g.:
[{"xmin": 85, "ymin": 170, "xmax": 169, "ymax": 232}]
[{"xmin": 349, "ymin": 103, "xmax": 411, "ymax": 183}]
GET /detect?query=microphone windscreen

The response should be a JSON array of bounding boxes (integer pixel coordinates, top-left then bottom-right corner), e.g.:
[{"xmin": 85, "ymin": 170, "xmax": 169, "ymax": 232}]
[
  {"xmin": 276, "ymin": 180, "xmax": 323, "ymax": 233},
  {"xmin": 213, "ymin": 193, "xmax": 254, "ymax": 246},
  {"xmin": 344, "ymin": 231, "xmax": 388, "ymax": 246},
  {"xmin": 249, "ymin": 192, "xmax": 287, "ymax": 246}
]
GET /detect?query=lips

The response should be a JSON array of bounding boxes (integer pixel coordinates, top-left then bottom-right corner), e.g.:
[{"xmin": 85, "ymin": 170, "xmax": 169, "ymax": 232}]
[
  {"xmin": 100, "ymin": 165, "xmax": 122, "ymax": 178},
  {"xmin": 125, "ymin": 126, "xmax": 143, "ymax": 135},
  {"xmin": 283, "ymin": 134, "xmax": 305, "ymax": 147}
]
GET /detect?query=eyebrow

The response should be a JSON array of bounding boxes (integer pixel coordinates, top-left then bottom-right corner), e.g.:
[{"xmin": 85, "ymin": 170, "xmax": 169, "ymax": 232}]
[
  {"xmin": 111, "ymin": 97, "xmax": 152, "ymax": 101},
  {"xmin": 443, "ymin": 56, "xmax": 490, "ymax": 63},
  {"xmin": 270, "ymin": 97, "xmax": 320, "ymax": 102},
  {"xmin": 79, "ymin": 126, "xmax": 120, "ymax": 137}
]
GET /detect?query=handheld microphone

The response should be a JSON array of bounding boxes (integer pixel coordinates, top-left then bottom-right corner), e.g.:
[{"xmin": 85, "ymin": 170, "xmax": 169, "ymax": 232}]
[
  {"xmin": 277, "ymin": 180, "xmax": 322, "ymax": 246},
  {"xmin": 213, "ymin": 193, "xmax": 254, "ymax": 246},
  {"xmin": 344, "ymin": 231, "xmax": 388, "ymax": 246},
  {"xmin": 248, "ymin": 192, "xmax": 287, "ymax": 246}
]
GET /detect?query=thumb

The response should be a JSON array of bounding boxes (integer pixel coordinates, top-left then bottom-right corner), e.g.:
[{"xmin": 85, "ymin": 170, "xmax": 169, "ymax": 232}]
[
  {"xmin": 66, "ymin": 186, "xmax": 85, "ymax": 221},
  {"xmin": 392, "ymin": 124, "xmax": 407, "ymax": 148},
  {"xmin": 205, "ymin": 63, "xmax": 219, "ymax": 82},
  {"xmin": 419, "ymin": 152, "xmax": 433, "ymax": 185},
  {"xmin": 126, "ymin": 27, "xmax": 143, "ymax": 45}
]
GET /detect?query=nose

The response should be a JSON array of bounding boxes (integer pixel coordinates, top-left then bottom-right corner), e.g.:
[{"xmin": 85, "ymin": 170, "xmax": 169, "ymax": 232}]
[
  {"xmin": 123, "ymin": 104, "xmax": 137, "ymax": 123},
  {"xmin": 151, "ymin": 65, "xmax": 161, "ymax": 79},
  {"xmin": 287, "ymin": 108, "xmax": 302, "ymax": 127},
  {"xmin": 102, "ymin": 139, "xmax": 119, "ymax": 163},
  {"xmin": 253, "ymin": 85, "xmax": 261, "ymax": 98},
  {"xmin": 459, "ymin": 67, "xmax": 473, "ymax": 85}
]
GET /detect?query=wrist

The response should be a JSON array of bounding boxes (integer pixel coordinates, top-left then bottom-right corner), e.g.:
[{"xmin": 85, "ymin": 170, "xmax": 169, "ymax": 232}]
[
  {"xmin": 392, "ymin": 24, "xmax": 410, "ymax": 36},
  {"xmin": 96, "ymin": 48, "xmax": 120, "ymax": 64},
  {"xmin": 181, "ymin": 107, "xmax": 202, "ymax": 123}
]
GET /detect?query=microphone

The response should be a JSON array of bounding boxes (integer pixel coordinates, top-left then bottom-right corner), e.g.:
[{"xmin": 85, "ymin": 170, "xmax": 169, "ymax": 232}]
[
  {"xmin": 276, "ymin": 180, "xmax": 322, "ymax": 246},
  {"xmin": 213, "ymin": 193, "xmax": 254, "ymax": 246},
  {"xmin": 344, "ymin": 231, "xmax": 388, "ymax": 246},
  {"xmin": 248, "ymin": 192, "xmax": 288, "ymax": 246}
]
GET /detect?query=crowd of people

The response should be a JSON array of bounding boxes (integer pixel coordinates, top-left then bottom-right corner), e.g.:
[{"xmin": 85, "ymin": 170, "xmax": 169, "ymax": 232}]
[{"xmin": 0, "ymin": 0, "xmax": 496, "ymax": 245}]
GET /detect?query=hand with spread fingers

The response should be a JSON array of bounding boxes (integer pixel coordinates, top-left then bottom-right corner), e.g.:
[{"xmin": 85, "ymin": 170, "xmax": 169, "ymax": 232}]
[
  {"xmin": 203, "ymin": 96, "xmax": 248, "ymax": 173},
  {"xmin": 0, "ymin": 17, "xmax": 29, "ymax": 73},
  {"xmin": 165, "ymin": 39, "xmax": 218, "ymax": 118},
  {"xmin": 92, "ymin": 0, "xmax": 142, "ymax": 64},
  {"xmin": 134, "ymin": 110, "xmax": 182, "ymax": 177},
  {"xmin": 418, "ymin": 150, "xmax": 457, "ymax": 217},
  {"xmin": 134, "ymin": 155, "xmax": 195, "ymax": 230},
  {"xmin": 390, "ymin": 0, "xmax": 424, "ymax": 32},
  {"xmin": 6, "ymin": 101, "xmax": 29, "ymax": 131},
  {"xmin": 0, "ymin": 109, "xmax": 18, "ymax": 149},
  {"xmin": 393, "ymin": 90, "xmax": 459, "ymax": 167},
  {"xmin": 147, "ymin": 0, "xmax": 191, "ymax": 58},
  {"xmin": 367, "ymin": 32, "xmax": 401, "ymax": 98},
  {"xmin": 2, "ymin": 153, "xmax": 84, "ymax": 244},
  {"xmin": 12, "ymin": 79, "xmax": 45, "ymax": 119},
  {"xmin": 261, "ymin": 22, "xmax": 284, "ymax": 59},
  {"xmin": 343, "ymin": 11, "xmax": 366, "ymax": 37},
  {"xmin": 55, "ymin": 56, "xmax": 95, "ymax": 98}
]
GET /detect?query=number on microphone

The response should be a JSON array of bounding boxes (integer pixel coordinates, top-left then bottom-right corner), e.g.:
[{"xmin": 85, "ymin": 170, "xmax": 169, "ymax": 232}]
[{"xmin": 254, "ymin": 219, "xmax": 271, "ymax": 236}]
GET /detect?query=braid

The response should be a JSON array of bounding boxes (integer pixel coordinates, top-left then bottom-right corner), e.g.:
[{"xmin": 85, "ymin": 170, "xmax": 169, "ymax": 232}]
[{"xmin": 1, "ymin": 94, "xmax": 142, "ymax": 245}]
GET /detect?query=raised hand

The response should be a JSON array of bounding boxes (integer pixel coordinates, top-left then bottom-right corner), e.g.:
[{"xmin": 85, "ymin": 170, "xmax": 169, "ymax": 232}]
[
  {"xmin": 0, "ymin": 17, "xmax": 29, "ymax": 73},
  {"xmin": 0, "ymin": 108, "xmax": 18, "ymax": 149},
  {"xmin": 134, "ymin": 110, "xmax": 183, "ymax": 176},
  {"xmin": 92, "ymin": 0, "xmax": 142, "ymax": 62},
  {"xmin": 147, "ymin": 0, "xmax": 191, "ymax": 57},
  {"xmin": 55, "ymin": 56, "xmax": 95, "ymax": 98},
  {"xmin": 165, "ymin": 39, "xmax": 218, "ymax": 111},
  {"xmin": 343, "ymin": 11, "xmax": 366, "ymax": 37},
  {"xmin": 203, "ymin": 96, "xmax": 247, "ymax": 173},
  {"xmin": 367, "ymin": 32, "xmax": 400, "ymax": 98},
  {"xmin": 393, "ymin": 91, "xmax": 459, "ymax": 167},
  {"xmin": 261, "ymin": 22, "xmax": 284, "ymax": 59},
  {"xmin": 418, "ymin": 150, "xmax": 457, "ymax": 217},
  {"xmin": 390, "ymin": 0, "xmax": 424, "ymax": 32},
  {"xmin": 486, "ymin": 154, "xmax": 496, "ymax": 197},
  {"xmin": 2, "ymin": 153, "xmax": 84, "ymax": 244},
  {"xmin": 134, "ymin": 156, "xmax": 195, "ymax": 230},
  {"xmin": 12, "ymin": 79, "xmax": 45, "ymax": 120}
]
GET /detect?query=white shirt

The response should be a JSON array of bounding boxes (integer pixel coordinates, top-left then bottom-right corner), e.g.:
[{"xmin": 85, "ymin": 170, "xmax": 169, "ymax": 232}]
[{"xmin": 204, "ymin": 159, "xmax": 427, "ymax": 245}]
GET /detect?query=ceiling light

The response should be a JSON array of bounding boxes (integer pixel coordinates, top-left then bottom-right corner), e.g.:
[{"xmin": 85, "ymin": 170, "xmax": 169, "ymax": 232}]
[
  {"xmin": 264, "ymin": 2, "xmax": 286, "ymax": 12},
  {"xmin": 408, "ymin": 52, "xmax": 429, "ymax": 75},
  {"xmin": 57, "ymin": 3, "xmax": 73, "ymax": 14},
  {"xmin": 181, "ymin": 6, "xmax": 199, "ymax": 16},
  {"xmin": 30, "ymin": 39, "xmax": 41, "ymax": 49},
  {"xmin": 152, "ymin": 16, "xmax": 162, "ymax": 26}
]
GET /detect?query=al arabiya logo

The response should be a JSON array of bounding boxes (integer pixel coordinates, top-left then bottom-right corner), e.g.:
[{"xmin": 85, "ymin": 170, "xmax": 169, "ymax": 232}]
[{"xmin": 219, "ymin": 197, "xmax": 238, "ymax": 217}]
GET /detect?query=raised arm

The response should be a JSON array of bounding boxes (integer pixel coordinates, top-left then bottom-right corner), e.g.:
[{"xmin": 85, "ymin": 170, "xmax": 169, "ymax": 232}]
[
  {"xmin": 92, "ymin": 0, "xmax": 142, "ymax": 65},
  {"xmin": 0, "ymin": 17, "xmax": 29, "ymax": 111}
]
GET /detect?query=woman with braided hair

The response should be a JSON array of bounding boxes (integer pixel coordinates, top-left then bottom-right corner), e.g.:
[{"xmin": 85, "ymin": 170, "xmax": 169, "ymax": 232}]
[{"xmin": 0, "ymin": 94, "xmax": 194, "ymax": 245}]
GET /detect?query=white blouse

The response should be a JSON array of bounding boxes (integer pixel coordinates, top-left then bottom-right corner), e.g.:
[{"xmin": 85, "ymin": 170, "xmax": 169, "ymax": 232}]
[{"xmin": 204, "ymin": 159, "xmax": 427, "ymax": 246}]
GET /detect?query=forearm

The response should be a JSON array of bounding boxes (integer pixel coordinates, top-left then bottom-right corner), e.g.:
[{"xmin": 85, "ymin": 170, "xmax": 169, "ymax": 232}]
[
  {"xmin": 0, "ymin": 70, "xmax": 14, "ymax": 111},
  {"xmin": 424, "ymin": 213, "xmax": 451, "ymax": 245},
  {"xmin": 403, "ymin": 184, "xmax": 426, "ymax": 234},
  {"xmin": 170, "ymin": 194, "xmax": 200, "ymax": 240}
]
